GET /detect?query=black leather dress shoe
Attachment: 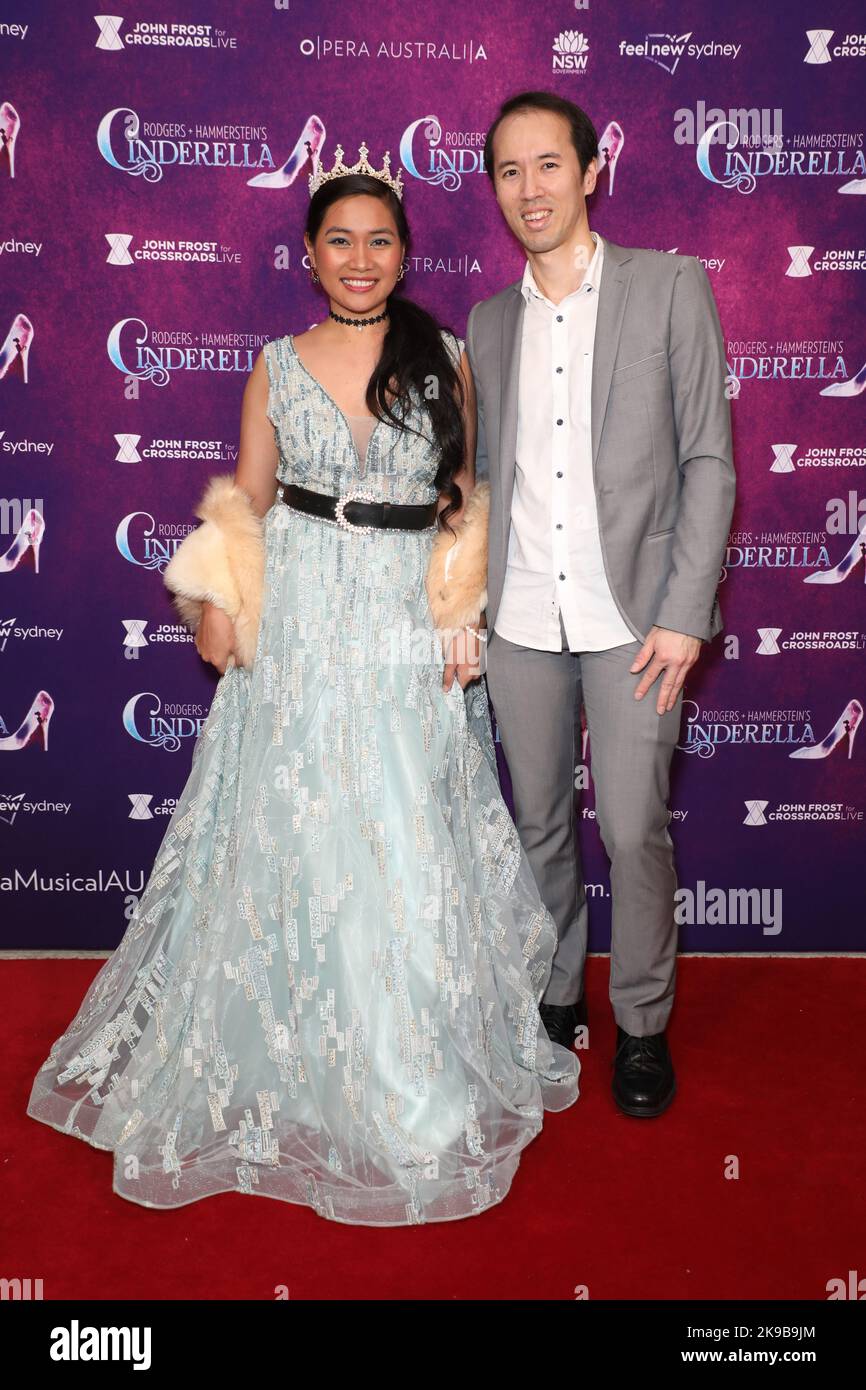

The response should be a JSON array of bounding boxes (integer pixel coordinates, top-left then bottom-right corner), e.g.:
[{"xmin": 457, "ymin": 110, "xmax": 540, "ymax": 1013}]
[
  {"xmin": 612, "ymin": 1026, "xmax": 676, "ymax": 1117},
  {"xmin": 539, "ymin": 993, "xmax": 587, "ymax": 1049}
]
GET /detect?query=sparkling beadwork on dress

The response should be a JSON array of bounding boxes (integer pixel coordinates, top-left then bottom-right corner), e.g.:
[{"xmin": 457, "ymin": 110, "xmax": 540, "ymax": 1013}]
[{"xmin": 25, "ymin": 327, "xmax": 579, "ymax": 1225}]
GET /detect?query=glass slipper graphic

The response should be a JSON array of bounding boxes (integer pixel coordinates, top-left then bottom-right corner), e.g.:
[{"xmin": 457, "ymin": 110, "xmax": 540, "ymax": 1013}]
[
  {"xmin": 0, "ymin": 100, "xmax": 19, "ymax": 178},
  {"xmin": 803, "ymin": 517, "xmax": 866, "ymax": 584},
  {"xmin": 0, "ymin": 690, "xmax": 54, "ymax": 751},
  {"xmin": 839, "ymin": 178, "xmax": 866, "ymax": 194},
  {"xmin": 789, "ymin": 698, "xmax": 863, "ymax": 760},
  {"xmin": 0, "ymin": 508, "xmax": 45, "ymax": 574},
  {"xmin": 0, "ymin": 313, "xmax": 34, "ymax": 384},
  {"xmin": 819, "ymin": 360, "xmax": 866, "ymax": 397},
  {"xmin": 247, "ymin": 114, "xmax": 325, "ymax": 188},
  {"xmin": 595, "ymin": 121, "xmax": 623, "ymax": 197}
]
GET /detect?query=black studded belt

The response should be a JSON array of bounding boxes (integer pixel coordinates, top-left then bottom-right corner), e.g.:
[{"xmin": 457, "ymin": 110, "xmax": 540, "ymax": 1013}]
[{"xmin": 280, "ymin": 482, "xmax": 438, "ymax": 533}]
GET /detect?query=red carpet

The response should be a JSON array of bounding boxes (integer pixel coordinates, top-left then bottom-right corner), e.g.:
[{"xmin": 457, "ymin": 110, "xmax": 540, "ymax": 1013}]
[{"xmin": 3, "ymin": 956, "xmax": 863, "ymax": 1301}]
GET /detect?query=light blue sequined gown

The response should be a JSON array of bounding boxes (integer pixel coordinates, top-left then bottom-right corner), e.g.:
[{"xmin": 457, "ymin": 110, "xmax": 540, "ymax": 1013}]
[{"xmin": 26, "ymin": 330, "xmax": 580, "ymax": 1225}]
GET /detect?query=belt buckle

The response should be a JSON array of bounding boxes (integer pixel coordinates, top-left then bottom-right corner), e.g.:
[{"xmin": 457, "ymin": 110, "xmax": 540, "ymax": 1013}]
[{"xmin": 334, "ymin": 489, "xmax": 378, "ymax": 535}]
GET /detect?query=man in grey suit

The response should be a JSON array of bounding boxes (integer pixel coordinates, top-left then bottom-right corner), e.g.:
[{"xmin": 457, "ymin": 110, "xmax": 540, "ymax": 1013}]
[{"xmin": 466, "ymin": 91, "xmax": 735, "ymax": 1117}]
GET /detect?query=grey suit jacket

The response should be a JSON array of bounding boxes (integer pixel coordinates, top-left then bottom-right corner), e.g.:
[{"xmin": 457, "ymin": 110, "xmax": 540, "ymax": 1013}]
[{"xmin": 465, "ymin": 238, "xmax": 736, "ymax": 644}]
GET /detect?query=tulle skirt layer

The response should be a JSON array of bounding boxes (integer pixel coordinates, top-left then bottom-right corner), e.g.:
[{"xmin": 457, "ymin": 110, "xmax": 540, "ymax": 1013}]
[{"xmin": 27, "ymin": 506, "xmax": 579, "ymax": 1224}]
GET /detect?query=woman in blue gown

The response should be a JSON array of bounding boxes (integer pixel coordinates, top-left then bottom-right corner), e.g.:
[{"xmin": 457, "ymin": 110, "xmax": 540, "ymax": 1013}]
[{"xmin": 26, "ymin": 148, "xmax": 580, "ymax": 1226}]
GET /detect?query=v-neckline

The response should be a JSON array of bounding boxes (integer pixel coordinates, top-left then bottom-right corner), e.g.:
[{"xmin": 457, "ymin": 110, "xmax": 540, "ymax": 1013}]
[{"xmin": 287, "ymin": 333, "xmax": 385, "ymax": 474}]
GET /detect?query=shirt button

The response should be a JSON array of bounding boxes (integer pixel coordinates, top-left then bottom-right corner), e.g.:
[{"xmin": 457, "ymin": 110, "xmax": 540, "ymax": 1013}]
[
  {"xmin": 556, "ymin": 418, "xmax": 563, "ymax": 426},
  {"xmin": 559, "ymin": 572, "xmax": 566, "ymax": 580},
  {"xmin": 556, "ymin": 471, "xmax": 563, "ymax": 478},
  {"xmin": 556, "ymin": 523, "xmax": 563, "ymax": 530},
  {"xmin": 556, "ymin": 366, "xmax": 563, "ymax": 373},
  {"xmin": 556, "ymin": 315, "xmax": 563, "ymax": 322}
]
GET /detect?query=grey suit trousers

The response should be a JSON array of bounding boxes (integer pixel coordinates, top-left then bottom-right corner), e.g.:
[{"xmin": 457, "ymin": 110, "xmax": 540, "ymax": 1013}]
[{"xmin": 484, "ymin": 615, "xmax": 683, "ymax": 1036}]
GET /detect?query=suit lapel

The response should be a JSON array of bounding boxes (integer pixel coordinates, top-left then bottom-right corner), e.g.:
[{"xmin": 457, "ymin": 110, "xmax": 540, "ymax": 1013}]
[
  {"xmin": 497, "ymin": 285, "xmax": 524, "ymax": 555},
  {"xmin": 497, "ymin": 237, "xmax": 635, "ymax": 503},
  {"xmin": 590, "ymin": 238, "xmax": 634, "ymax": 470}
]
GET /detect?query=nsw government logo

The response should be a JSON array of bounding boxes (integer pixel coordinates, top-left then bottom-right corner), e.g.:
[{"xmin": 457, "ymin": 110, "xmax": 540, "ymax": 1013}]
[{"xmin": 552, "ymin": 31, "xmax": 590, "ymax": 74}]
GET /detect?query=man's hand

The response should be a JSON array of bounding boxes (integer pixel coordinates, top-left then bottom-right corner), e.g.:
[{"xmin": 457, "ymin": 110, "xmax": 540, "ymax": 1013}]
[
  {"xmin": 630, "ymin": 625, "xmax": 702, "ymax": 714},
  {"xmin": 442, "ymin": 618, "xmax": 487, "ymax": 692}
]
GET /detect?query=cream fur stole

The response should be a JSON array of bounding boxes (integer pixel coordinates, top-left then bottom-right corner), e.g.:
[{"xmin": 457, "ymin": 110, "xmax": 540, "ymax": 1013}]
[
  {"xmin": 163, "ymin": 474, "xmax": 265, "ymax": 669},
  {"xmin": 424, "ymin": 481, "xmax": 490, "ymax": 649},
  {"xmin": 164, "ymin": 474, "xmax": 490, "ymax": 670}
]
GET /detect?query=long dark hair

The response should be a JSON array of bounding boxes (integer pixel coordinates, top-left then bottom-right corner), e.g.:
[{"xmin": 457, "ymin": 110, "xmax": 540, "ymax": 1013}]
[{"xmin": 306, "ymin": 173, "xmax": 465, "ymax": 532}]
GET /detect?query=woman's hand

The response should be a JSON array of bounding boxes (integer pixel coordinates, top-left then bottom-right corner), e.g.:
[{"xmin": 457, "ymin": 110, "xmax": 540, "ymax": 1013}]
[
  {"xmin": 442, "ymin": 614, "xmax": 487, "ymax": 692},
  {"xmin": 195, "ymin": 601, "xmax": 237, "ymax": 675}
]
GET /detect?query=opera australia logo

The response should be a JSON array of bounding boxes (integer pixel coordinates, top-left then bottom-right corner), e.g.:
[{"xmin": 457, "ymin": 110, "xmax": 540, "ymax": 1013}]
[
  {"xmin": 552, "ymin": 32, "xmax": 590, "ymax": 74},
  {"xmin": 123, "ymin": 692, "xmax": 207, "ymax": 751}
]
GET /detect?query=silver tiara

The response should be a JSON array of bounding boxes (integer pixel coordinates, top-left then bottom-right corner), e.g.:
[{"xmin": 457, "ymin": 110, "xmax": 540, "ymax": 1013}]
[{"xmin": 308, "ymin": 141, "xmax": 404, "ymax": 201}]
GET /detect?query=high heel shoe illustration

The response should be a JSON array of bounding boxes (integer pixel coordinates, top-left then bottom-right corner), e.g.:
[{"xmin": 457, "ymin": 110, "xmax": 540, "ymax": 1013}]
[
  {"xmin": 248, "ymin": 114, "xmax": 325, "ymax": 189},
  {"xmin": 789, "ymin": 697, "xmax": 862, "ymax": 760},
  {"xmin": 0, "ymin": 690, "xmax": 54, "ymax": 751},
  {"xmin": 595, "ymin": 121, "xmax": 623, "ymax": 197},
  {"xmin": 0, "ymin": 508, "xmax": 44, "ymax": 573},
  {"xmin": 0, "ymin": 101, "xmax": 19, "ymax": 178},
  {"xmin": 0, "ymin": 313, "xmax": 34, "ymax": 383},
  {"xmin": 820, "ymin": 360, "xmax": 866, "ymax": 397},
  {"xmin": 803, "ymin": 516, "xmax": 866, "ymax": 584}
]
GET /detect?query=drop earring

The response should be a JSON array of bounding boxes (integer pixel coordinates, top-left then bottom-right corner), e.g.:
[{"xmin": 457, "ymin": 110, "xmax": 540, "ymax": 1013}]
[{"xmin": 310, "ymin": 264, "xmax": 320, "ymax": 284}]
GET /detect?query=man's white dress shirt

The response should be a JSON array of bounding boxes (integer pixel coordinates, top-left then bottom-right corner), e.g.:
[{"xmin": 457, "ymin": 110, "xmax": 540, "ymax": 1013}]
[{"xmin": 493, "ymin": 230, "xmax": 637, "ymax": 653}]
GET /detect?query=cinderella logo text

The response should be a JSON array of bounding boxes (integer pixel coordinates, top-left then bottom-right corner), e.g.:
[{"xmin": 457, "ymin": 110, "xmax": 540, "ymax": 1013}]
[
  {"xmin": 116, "ymin": 512, "xmax": 193, "ymax": 573},
  {"xmin": 400, "ymin": 116, "xmax": 486, "ymax": 191},
  {"xmin": 97, "ymin": 107, "xmax": 274, "ymax": 183},
  {"xmin": 108, "ymin": 319, "xmax": 258, "ymax": 387},
  {"xmin": 696, "ymin": 119, "xmax": 865, "ymax": 192},
  {"xmin": 123, "ymin": 692, "xmax": 207, "ymax": 751}
]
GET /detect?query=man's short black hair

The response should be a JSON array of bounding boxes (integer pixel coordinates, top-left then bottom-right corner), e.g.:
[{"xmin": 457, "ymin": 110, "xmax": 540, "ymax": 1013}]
[{"xmin": 483, "ymin": 90, "xmax": 599, "ymax": 181}]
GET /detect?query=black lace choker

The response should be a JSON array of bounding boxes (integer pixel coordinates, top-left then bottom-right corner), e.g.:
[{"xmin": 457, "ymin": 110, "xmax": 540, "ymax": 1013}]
[{"xmin": 329, "ymin": 309, "xmax": 388, "ymax": 332}]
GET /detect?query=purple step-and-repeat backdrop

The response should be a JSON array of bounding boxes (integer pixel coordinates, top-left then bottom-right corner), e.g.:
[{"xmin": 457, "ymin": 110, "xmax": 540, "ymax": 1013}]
[{"xmin": 1, "ymin": 2, "xmax": 864, "ymax": 949}]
